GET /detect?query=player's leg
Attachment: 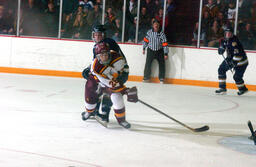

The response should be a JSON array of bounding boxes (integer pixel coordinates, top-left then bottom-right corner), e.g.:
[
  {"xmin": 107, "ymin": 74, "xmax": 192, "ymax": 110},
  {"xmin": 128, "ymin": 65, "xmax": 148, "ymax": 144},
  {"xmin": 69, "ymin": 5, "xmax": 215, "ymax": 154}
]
[
  {"xmin": 98, "ymin": 93, "xmax": 112, "ymax": 122},
  {"xmin": 233, "ymin": 64, "xmax": 248, "ymax": 95},
  {"xmin": 111, "ymin": 92, "xmax": 131, "ymax": 129},
  {"xmin": 216, "ymin": 60, "xmax": 229, "ymax": 94},
  {"xmin": 82, "ymin": 76, "xmax": 99, "ymax": 120}
]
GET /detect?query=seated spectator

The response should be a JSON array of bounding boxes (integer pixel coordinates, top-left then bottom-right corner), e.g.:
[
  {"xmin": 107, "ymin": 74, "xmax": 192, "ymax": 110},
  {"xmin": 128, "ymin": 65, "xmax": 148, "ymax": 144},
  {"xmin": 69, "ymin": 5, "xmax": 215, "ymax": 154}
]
[
  {"xmin": 202, "ymin": 0, "xmax": 219, "ymax": 20},
  {"xmin": 192, "ymin": 22, "xmax": 207, "ymax": 46},
  {"xmin": 0, "ymin": 4, "xmax": 14, "ymax": 35},
  {"xmin": 216, "ymin": 11, "xmax": 227, "ymax": 30},
  {"xmin": 61, "ymin": 14, "xmax": 73, "ymax": 38},
  {"xmin": 207, "ymin": 20, "xmax": 224, "ymax": 47},
  {"xmin": 238, "ymin": 23, "xmax": 256, "ymax": 50},
  {"xmin": 111, "ymin": 18, "xmax": 122, "ymax": 42},
  {"xmin": 72, "ymin": 13, "xmax": 85, "ymax": 39},
  {"xmin": 201, "ymin": 11, "xmax": 212, "ymax": 33}
]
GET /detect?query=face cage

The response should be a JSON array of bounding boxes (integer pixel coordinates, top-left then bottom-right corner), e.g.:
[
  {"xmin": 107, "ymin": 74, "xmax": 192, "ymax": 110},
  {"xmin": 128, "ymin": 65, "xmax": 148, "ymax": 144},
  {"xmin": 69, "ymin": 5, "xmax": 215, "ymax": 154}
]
[
  {"xmin": 224, "ymin": 31, "xmax": 233, "ymax": 40},
  {"xmin": 96, "ymin": 52, "xmax": 111, "ymax": 65},
  {"xmin": 92, "ymin": 32, "xmax": 105, "ymax": 42}
]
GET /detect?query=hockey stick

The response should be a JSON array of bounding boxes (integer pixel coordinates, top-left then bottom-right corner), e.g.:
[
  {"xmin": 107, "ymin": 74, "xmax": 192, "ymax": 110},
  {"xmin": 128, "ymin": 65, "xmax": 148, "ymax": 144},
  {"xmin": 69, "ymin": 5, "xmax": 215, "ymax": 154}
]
[
  {"xmin": 248, "ymin": 121, "xmax": 256, "ymax": 145},
  {"xmin": 138, "ymin": 99, "xmax": 209, "ymax": 132},
  {"xmin": 221, "ymin": 54, "xmax": 234, "ymax": 74}
]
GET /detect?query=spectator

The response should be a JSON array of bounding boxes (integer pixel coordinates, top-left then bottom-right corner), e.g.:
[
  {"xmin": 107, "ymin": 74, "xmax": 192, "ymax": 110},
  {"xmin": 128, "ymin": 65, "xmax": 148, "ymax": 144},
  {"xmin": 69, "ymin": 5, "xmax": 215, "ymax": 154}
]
[
  {"xmin": 139, "ymin": 7, "xmax": 151, "ymax": 38},
  {"xmin": 22, "ymin": 0, "xmax": 43, "ymax": 36},
  {"xmin": 0, "ymin": 5, "xmax": 8, "ymax": 34},
  {"xmin": 86, "ymin": 4, "xmax": 102, "ymax": 32},
  {"xmin": 42, "ymin": 1, "xmax": 59, "ymax": 37},
  {"xmin": 207, "ymin": 20, "xmax": 224, "ymax": 47},
  {"xmin": 166, "ymin": 0, "xmax": 176, "ymax": 15},
  {"xmin": 239, "ymin": 23, "xmax": 256, "ymax": 50},
  {"xmin": 111, "ymin": 18, "xmax": 122, "ymax": 42},
  {"xmin": 72, "ymin": 12, "xmax": 85, "ymax": 39},
  {"xmin": 201, "ymin": 10, "xmax": 212, "ymax": 34},
  {"xmin": 128, "ymin": 0, "xmax": 137, "ymax": 19},
  {"xmin": 61, "ymin": 13, "xmax": 73, "ymax": 38},
  {"xmin": 79, "ymin": 0, "xmax": 94, "ymax": 10},
  {"xmin": 216, "ymin": 11, "xmax": 227, "ymax": 30},
  {"xmin": 155, "ymin": 8, "xmax": 168, "ymax": 30},
  {"xmin": 142, "ymin": 20, "xmax": 169, "ymax": 84},
  {"xmin": 192, "ymin": 22, "xmax": 207, "ymax": 46},
  {"xmin": 227, "ymin": 0, "xmax": 236, "ymax": 25},
  {"xmin": 202, "ymin": 0, "xmax": 219, "ymax": 20},
  {"xmin": 216, "ymin": 0, "xmax": 228, "ymax": 13},
  {"xmin": 142, "ymin": 0, "xmax": 155, "ymax": 19},
  {"xmin": 238, "ymin": 0, "xmax": 252, "ymax": 24}
]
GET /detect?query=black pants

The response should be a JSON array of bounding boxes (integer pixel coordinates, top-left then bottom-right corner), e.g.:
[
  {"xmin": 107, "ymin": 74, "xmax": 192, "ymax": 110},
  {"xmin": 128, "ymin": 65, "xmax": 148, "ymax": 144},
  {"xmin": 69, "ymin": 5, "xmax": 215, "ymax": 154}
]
[
  {"xmin": 218, "ymin": 60, "xmax": 248, "ymax": 90},
  {"xmin": 143, "ymin": 48, "xmax": 165, "ymax": 80}
]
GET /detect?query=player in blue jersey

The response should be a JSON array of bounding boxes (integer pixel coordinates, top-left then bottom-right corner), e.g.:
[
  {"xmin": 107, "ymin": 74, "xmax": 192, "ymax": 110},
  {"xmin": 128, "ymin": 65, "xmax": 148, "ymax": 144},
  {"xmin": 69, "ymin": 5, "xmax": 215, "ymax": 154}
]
[
  {"xmin": 216, "ymin": 27, "xmax": 249, "ymax": 95},
  {"xmin": 81, "ymin": 25, "xmax": 129, "ymax": 123}
]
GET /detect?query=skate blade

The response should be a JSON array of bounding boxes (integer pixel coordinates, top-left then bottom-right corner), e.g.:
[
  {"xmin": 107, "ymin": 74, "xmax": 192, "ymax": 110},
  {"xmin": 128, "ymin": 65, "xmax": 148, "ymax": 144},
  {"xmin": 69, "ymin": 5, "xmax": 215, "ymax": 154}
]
[
  {"xmin": 95, "ymin": 115, "xmax": 108, "ymax": 128},
  {"xmin": 215, "ymin": 92, "xmax": 227, "ymax": 95}
]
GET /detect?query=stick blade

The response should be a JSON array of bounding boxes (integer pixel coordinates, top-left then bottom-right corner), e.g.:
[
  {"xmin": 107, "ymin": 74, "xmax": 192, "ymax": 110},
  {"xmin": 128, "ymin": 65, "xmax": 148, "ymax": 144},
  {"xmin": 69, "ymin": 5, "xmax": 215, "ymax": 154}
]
[{"xmin": 193, "ymin": 125, "xmax": 209, "ymax": 132}]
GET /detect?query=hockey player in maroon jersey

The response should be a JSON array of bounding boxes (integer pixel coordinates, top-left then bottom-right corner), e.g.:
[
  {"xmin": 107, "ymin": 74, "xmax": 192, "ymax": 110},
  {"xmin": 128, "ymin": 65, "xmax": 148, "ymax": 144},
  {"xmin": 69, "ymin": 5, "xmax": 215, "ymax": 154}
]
[{"xmin": 82, "ymin": 41, "xmax": 131, "ymax": 129}]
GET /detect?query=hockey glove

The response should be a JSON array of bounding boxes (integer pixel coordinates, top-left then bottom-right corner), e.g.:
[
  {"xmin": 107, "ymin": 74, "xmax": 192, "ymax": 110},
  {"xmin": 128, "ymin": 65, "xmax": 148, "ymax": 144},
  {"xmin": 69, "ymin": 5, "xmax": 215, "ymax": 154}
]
[
  {"xmin": 116, "ymin": 65, "xmax": 129, "ymax": 84},
  {"xmin": 218, "ymin": 47, "xmax": 225, "ymax": 55},
  {"xmin": 126, "ymin": 87, "xmax": 138, "ymax": 103},
  {"xmin": 82, "ymin": 67, "xmax": 91, "ymax": 80}
]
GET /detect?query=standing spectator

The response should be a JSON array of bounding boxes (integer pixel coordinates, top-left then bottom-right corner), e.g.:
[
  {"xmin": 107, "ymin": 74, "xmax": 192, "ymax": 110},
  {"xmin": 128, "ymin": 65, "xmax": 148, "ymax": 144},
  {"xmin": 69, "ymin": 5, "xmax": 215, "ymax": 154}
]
[
  {"xmin": 142, "ymin": 20, "xmax": 169, "ymax": 84},
  {"xmin": 202, "ymin": 0, "xmax": 219, "ymax": 20},
  {"xmin": 86, "ymin": 4, "xmax": 102, "ymax": 31},
  {"xmin": 142, "ymin": 0, "xmax": 155, "ymax": 19},
  {"xmin": 138, "ymin": 7, "xmax": 151, "ymax": 41},
  {"xmin": 128, "ymin": 0, "xmax": 137, "ymax": 19},
  {"xmin": 227, "ymin": 0, "xmax": 236, "ymax": 25},
  {"xmin": 207, "ymin": 20, "xmax": 224, "ymax": 47},
  {"xmin": 155, "ymin": 8, "xmax": 169, "ymax": 30},
  {"xmin": 42, "ymin": 1, "xmax": 59, "ymax": 37},
  {"xmin": 166, "ymin": 0, "xmax": 176, "ymax": 15}
]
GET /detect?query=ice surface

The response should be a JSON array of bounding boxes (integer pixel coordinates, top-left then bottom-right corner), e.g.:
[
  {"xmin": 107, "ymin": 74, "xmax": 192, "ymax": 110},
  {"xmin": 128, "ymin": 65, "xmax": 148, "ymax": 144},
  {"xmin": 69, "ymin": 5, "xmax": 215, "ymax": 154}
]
[{"xmin": 0, "ymin": 73, "xmax": 255, "ymax": 167}]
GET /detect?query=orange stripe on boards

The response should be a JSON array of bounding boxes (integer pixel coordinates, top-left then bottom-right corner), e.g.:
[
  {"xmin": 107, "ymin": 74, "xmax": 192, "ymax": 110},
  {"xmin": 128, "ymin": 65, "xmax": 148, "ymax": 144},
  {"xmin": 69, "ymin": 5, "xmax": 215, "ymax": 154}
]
[
  {"xmin": 1, "ymin": 67, "xmax": 256, "ymax": 91},
  {"xmin": 0, "ymin": 67, "xmax": 82, "ymax": 78}
]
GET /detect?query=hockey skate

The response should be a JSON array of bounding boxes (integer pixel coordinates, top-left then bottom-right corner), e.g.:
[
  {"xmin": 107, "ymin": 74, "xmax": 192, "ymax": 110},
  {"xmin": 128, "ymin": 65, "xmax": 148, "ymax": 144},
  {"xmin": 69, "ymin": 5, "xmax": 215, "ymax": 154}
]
[
  {"xmin": 237, "ymin": 88, "xmax": 248, "ymax": 96},
  {"xmin": 81, "ymin": 111, "xmax": 95, "ymax": 121},
  {"xmin": 119, "ymin": 120, "xmax": 131, "ymax": 129},
  {"xmin": 215, "ymin": 88, "xmax": 227, "ymax": 95}
]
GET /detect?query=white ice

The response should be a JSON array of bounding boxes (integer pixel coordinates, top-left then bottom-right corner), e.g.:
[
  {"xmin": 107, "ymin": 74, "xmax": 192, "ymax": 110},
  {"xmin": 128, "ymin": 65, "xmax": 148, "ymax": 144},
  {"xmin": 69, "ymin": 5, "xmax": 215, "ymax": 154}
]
[{"xmin": 0, "ymin": 73, "xmax": 255, "ymax": 167}]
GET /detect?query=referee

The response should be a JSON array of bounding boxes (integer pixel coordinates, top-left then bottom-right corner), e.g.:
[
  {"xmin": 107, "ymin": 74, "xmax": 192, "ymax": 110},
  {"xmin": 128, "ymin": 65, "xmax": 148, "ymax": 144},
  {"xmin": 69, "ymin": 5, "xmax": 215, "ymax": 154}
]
[{"xmin": 142, "ymin": 20, "xmax": 169, "ymax": 84}]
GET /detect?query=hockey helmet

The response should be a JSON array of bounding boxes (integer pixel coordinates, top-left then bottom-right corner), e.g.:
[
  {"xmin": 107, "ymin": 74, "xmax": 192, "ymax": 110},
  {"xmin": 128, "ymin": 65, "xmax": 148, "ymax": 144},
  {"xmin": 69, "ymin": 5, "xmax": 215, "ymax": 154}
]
[
  {"xmin": 224, "ymin": 26, "xmax": 233, "ymax": 39},
  {"xmin": 95, "ymin": 42, "xmax": 111, "ymax": 65},
  {"xmin": 92, "ymin": 25, "xmax": 106, "ymax": 42}
]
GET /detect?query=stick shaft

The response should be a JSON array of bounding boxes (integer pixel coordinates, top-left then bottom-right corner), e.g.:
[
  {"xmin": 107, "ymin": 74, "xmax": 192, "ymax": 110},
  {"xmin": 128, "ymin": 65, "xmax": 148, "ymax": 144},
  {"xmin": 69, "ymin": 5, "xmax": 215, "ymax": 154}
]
[{"xmin": 138, "ymin": 99, "xmax": 194, "ymax": 131}]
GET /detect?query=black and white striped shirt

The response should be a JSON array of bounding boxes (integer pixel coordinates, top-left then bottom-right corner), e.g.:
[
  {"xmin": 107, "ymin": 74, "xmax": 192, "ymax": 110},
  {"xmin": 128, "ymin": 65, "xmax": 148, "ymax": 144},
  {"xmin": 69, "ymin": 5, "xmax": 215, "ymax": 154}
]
[{"xmin": 143, "ymin": 29, "xmax": 169, "ymax": 54}]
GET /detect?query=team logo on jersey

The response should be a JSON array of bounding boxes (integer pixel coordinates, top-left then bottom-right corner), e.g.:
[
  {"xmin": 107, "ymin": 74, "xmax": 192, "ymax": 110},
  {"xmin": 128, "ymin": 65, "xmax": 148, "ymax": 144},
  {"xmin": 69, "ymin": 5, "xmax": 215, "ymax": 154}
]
[{"xmin": 232, "ymin": 42, "xmax": 237, "ymax": 46}]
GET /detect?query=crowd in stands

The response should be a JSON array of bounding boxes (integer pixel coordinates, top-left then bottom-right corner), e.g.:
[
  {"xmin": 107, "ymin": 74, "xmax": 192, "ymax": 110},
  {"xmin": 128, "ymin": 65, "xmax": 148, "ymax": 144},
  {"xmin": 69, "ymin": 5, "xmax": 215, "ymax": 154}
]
[
  {"xmin": 0, "ymin": 0, "xmax": 256, "ymax": 50},
  {"xmin": 192, "ymin": 0, "xmax": 256, "ymax": 50}
]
